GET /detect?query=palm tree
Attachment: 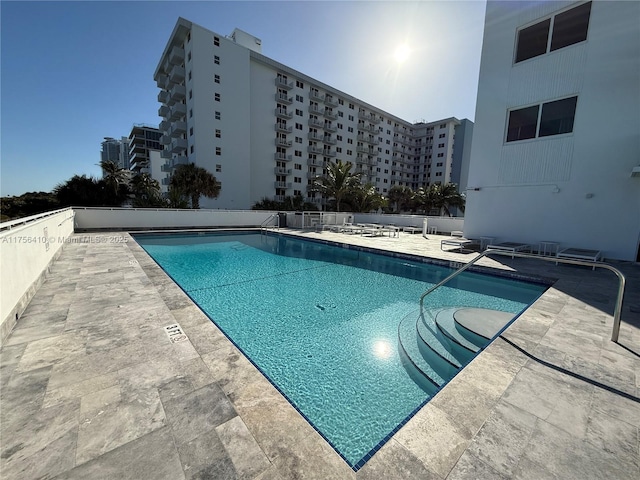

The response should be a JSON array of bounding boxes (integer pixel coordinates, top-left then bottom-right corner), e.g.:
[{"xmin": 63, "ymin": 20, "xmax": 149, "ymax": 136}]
[
  {"xmin": 310, "ymin": 160, "xmax": 361, "ymax": 211},
  {"xmin": 98, "ymin": 160, "xmax": 130, "ymax": 199},
  {"xmin": 432, "ymin": 183, "xmax": 466, "ymax": 217},
  {"xmin": 131, "ymin": 173, "xmax": 165, "ymax": 207},
  {"xmin": 54, "ymin": 175, "xmax": 110, "ymax": 207},
  {"xmin": 387, "ymin": 185, "xmax": 414, "ymax": 213},
  {"xmin": 412, "ymin": 185, "xmax": 438, "ymax": 214},
  {"xmin": 170, "ymin": 163, "xmax": 221, "ymax": 209},
  {"xmin": 167, "ymin": 185, "xmax": 189, "ymax": 209},
  {"xmin": 347, "ymin": 183, "xmax": 386, "ymax": 213}
]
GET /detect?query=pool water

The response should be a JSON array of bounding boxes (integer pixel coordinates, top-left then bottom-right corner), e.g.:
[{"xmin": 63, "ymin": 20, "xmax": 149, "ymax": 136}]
[{"xmin": 135, "ymin": 232, "xmax": 546, "ymax": 468}]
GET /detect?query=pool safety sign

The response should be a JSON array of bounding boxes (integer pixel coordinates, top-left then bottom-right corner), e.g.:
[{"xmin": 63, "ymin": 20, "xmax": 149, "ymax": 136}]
[{"xmin": 164, "ymin": 323, "xmax": 188, "ymax": 343}]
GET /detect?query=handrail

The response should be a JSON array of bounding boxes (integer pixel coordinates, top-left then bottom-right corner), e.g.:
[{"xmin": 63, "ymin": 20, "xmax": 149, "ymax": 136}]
[
  {"xmin": 260, "ymin": 213, "xmax": 279, "ymax": 234},
  {"xmin": 419, "ymin": 249, "xmax": 627, "ymax": 342}
]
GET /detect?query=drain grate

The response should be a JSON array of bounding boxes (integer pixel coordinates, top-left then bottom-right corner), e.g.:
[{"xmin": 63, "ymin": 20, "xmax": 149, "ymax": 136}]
[{"xmin": 164, "ymin": 324, "xmax": 188, "ymax": 343}]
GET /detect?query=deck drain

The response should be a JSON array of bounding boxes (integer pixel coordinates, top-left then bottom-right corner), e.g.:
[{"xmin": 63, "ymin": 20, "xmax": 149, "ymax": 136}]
[{"xmin": 164, "ymin": 324, "xmax": 188, "ymax": 343}]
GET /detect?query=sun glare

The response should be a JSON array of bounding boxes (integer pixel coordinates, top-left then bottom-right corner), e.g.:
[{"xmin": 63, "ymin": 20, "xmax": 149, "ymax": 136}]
[{"xmin": 394, "ymin": 44, "xmax": 411, "ymax": 64}]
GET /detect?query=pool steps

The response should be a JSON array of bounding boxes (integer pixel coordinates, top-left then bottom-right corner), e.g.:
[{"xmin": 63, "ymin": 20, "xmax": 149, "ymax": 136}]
[{"xmin": 399, "ymin": 307, "xmax": 512, "ymax": 388}]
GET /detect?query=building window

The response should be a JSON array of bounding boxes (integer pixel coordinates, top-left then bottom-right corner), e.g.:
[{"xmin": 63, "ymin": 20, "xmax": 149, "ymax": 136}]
[
  {"xmin": 215, "ymin": 111, "xmax": 221, "ymax": 120},
  {"xmin": 294, "ymin": 163, "xmax": 302, "ymax": 170},
  {"xmin": 539, "ymin": 97, "xmax": 578, "ymax": 137},
  {"xmin": 296, "ymin": 80, "xmax": 304, "ymax": 88},
  {"xmin": 190, "ymin": 145, "xmax": 194, "ymax": 153},
  {"xmin": 188, "ymin": 71, "xmax": 192, "ymax": 81},
  {"xmin": 189, "ymin": 127, "xmax": 193, "ymax": 136},
  {"xmin": 189, "ymin": 109, "xmax": 193, "ymax": 118},
  {"xmin": 216, "ymin": 147, "xmax": 221, "ymax": 155},
  {"xmin": 438, "ymin": 143, "xmax": 444, "ymax": 148},
  {"xmin": 338, "ymin": 99, "xmax": 344, "ymax": 105},
  {"xmin": 337, "ymin": 135, "xmax": 342, "ymax": 141},
  {"xmin": 439, "ymin": 133, "xmax": 445, "ymax": 138},
  {"xmin": 348, "ymin": 115, "xmax": 354, "ymax": 121},
  {"xmin": 347, "ymin": 138, "xmax": 353, "ymax": 144},
  {"xmin": 214, "ymin": 93, "xmax": 220, "ymax": 102},
  {"xmin": 187, "ymin": 51, "xmax": 192, "ymax": 62},
  {"xmin": 338, "ymin": 111, "xmax": 343, "ymax": 117},
  {"xmin": 214, "ymin": 74, "xmax": 220, "ymax": 84},
  {"xmin": 295, "ymin": 137, "xmax": 302, "ymax": 144},
  {"xmin": 215, "ymin": 129, "xmax": 221, "ymax": 138},
  {"xmin": 349, "ymin": 103, "xmax": 354, "ymax": 109},
  {"xmin": 295, "ymin": 123, "xmax": 303, "ymax": 130},
  {"xmin": 437, "ymin": 153, "xmax": 444, "ymax": 157},
  {"xmin": 294, "ymin": 177, "xmax": 302, "ymax": 183},
  {"xmin": 295, "ymin": 150, "xmax": 302, "ymax": 157},
  {"xmin": 296, "ymin": 109, "xmax": 303, "ymax": 116},
  {"xmin": 515, "ymin": 2, "xmax": 591, "ymax": 63},
  {"xmin": 347, "ymin": 127, "xmax": 353, "ymax": 133},
  {"xmin": 296, "ymin": 94, "xmax": 303, "ymax": 102},
  {"xmin": 189, "ymin": 90, "xmax": 192, "ymax": 99},
  {"xmin": 336, "ymin": 147, "xmax": 342, "ymax": 153},
  {"xmin": 216, "ymin": 164, "xmax": 221, "ymax": 172},
  {"xmin": 214, "ymin": 36, "xmax": 220, "ymax": 47},
  {"xmin": 187, "ymin": 32, "xmax": 191, "ymax": 42},
  {"xmin": 214, "ymin": 55, "xmax": 220, "ymax": 65}
]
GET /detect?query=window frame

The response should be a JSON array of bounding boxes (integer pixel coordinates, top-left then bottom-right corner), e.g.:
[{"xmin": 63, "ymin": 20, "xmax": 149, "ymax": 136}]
[{"xmin": 505, "ymin": 95, "xmax": 578, "ymax": 143}]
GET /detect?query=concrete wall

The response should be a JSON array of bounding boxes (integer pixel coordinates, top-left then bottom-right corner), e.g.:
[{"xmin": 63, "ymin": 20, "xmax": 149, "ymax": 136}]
[
  {"xmin": 73, "ymin": 207, "xmax": 276, "ymax": 231},
  {"xmin": 0, "ymin": 208, "xmax": 75, "ymax": 345},
  {"xmin": 465, "ymin": 0, "xmax": 640, "ymax": 261},
  {"xmin": 353, "ymin": 213, "xmax": 464, "ymax": 234}
]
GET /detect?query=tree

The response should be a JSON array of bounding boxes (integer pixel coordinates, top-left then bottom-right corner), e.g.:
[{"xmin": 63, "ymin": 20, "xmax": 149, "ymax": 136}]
[
  {"xmin": 310, "ymin": 160, "xmax": 361, "ymax": 212},
  {"xmin": 54, "ymin": 175, "xmax": 111, "ymax": 207},
  {"xmin": 387, "ymin": 185, "xmax": 414, "ymax": 213},
  {"xmin": 98, "ymin": 160, "xmax": 130, "ymax": 203},
  {"xmin": 170, "ymin": 163, "xmax": 221, "ymax": 209},
  {"xmin": 412, "ymin": 185, "xmax": 438, "ymax": 214},
  {"xmin": 432, "ymin": 183, "xmax": 466, "ymax": 217},
  {"xmin": 252, "ymin": 195, "xmax": 319, "ymax": 211},
  {"xmin": 0, "ymin": 192, "xmax": 60, "ymax": 221},
  {"xmin": 167, "ymin": 185, "xmax": 189, "ymax": 209},
  {"xmin": 131, "ymin": 173, "xmax": 165, "ymax": 207},
  {"xmin": 346, "ymin": 183, "xmax": 386, "ymax": 213}
]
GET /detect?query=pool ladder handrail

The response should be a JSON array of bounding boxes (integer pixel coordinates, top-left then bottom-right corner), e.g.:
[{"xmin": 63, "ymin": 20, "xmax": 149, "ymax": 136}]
[
  {"xmin": 260, "ymin": 213, "xmax": 279, "ymax": 234},
  {"xmin": 419, "ymin": 249, "xmax": 627, "ymax": 342}
]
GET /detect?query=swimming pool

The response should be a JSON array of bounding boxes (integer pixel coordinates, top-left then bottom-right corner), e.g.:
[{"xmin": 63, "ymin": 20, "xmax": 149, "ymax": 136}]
[{"xmin": 135, "ymin": 232, "xmax": 547, "ymax": 469}]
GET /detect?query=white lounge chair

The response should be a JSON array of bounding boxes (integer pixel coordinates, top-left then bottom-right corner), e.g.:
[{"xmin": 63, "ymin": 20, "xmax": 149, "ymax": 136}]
[
  {"xmin": 556, "ymin": 248, "xmax": 602, "ymax": 270},
  {"xmin": 441, "ymin": 238, "xmax": 478, "ymax": 253},
  {"xmin": 486, "ymin": 241, "xmax": 531, "ymax": 258}
]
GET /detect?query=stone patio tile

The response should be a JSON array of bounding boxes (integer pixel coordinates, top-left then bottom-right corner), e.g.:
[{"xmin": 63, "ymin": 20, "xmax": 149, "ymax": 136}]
[
  {"xmin": 15, "ymin": 331, "xmax": 87, "ymax": 373},
  {"xmin": 184, "ymin": 321, "xmax": 229, "ymax": 355},
  {"xmin": 447, "ymin": 450, "xmax": 509, "ymax": 480},
  {"xmin": 562, "ymin": 353, "xmax": 637, "ymax": 396},
  {"xmin": 0, "ymin": 342, "xmax": 27, "ymax": 389},
  {"xmin": 0, "ymin": 365, "xmax": 52, "ymax": 427},
  {"xmin": 13, "ymin": 308, "xmax": 69, "ymax": 329},
  {"xmin": 519, "ymin": 419, "xmax": 638, "ymax": 480},
  {"xmin": 80, "ymin": 385, "xmax": 122, "ymax": 414},
  {"xmin": 168, "ymin": 304, "xmax": 212, "ymax": 329},
  {"xmin": 75, "ymin": 389, "xmax": 166, "ymax": 465},
  {"xmin": 55, "ymin": 427, "xmax": 185, "ymax": 480},
  {"xmin": 43, "ymin": 371, "xmax": 119, "ymax": 408},
  {"xmin": 531, "ymin": 343, "xmax": 567, "ymax": 365},
  {"xmin": 144, "ymin": 334, "xmax": 201, "ymax": 363},
  {"xmin": 393, "ymin": 403, "xmax": 472, "ymax": 479},
  {"xmin": 162, "ymin": 383, "xmax": 237, "ymax": 446},
  {"xmin": 216, "ymin": 416, "xmax": 271, "ymax": 479},
  {"xmin": 3, "ymin": 322, "xmax": 68, "ymax": 346},
  {"xmin": 501, "ymin": 364, "xmax": 567, "ymax": 420},
  {"xmin": 254, "ymin": 466, "xmax": 285, "ymax": 480},
  {"xmin": 590, "ymin": 387, "xmax": 640, "ymax": 428},
  {"xmin": 0, "ymin": 400, "xmax": 79, "ymax": 480},
  {"xmin": 598, "ymin": 348, "xmax": 639, "ymax": 373},
  {"xmin": 585, "ymin": 409, "xmax": 639, "ymax": 471},
  {"xmin": 177, "ymin": 428, "xmax": 237, "ymax": 480},
  {"xmin": 466, "ymin": 401, "xmax": 538, "ymax": 476},
  {"xmin": 201, "ymin": 342, "xmax": 266, "ymax": 399},
  {"xmin": 357, "ymin": 439, "xmax": 439, "ymax": 480},
  {"xmin": 115, "ymin": 356, "xmax": 184, "ymax": 403},
  {"xmin": 180, "ymin": 356, "xmax": 217, "ymax": 389},
  {"xmin": 538, "ymin": 326, "xmax": 603, "ymax": 361}
]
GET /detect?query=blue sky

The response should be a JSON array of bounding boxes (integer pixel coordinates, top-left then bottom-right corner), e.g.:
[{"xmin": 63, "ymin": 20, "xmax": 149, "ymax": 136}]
[{"xmin": 1, "ymin": 0, "xmax": 486, "ymax": 197}]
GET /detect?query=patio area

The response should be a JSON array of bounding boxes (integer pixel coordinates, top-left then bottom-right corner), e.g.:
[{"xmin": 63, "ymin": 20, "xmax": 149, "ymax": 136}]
[{"xmin": 1, "ymin": 229, "xmax": 638, "ymax": 479}]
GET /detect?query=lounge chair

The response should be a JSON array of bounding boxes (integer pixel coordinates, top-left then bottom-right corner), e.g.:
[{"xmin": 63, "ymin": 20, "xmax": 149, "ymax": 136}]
[
  {"xmin": 402, "ymin": 225, "xmax": 421, "ymax": 234},
  {"xmin": 486, "ymin": 241, "xmax": 531, "ymax": 258},
  {"xmin": 441, "ymin": 238, "xmax": 478, "ymax": 253},
  {"xmin": 556, "ymin": 248, "xmax": 602, "ymax": 270}
]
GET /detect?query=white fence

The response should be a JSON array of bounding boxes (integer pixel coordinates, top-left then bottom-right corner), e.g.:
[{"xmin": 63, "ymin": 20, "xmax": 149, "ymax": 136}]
[
  {"xmin": 0, "ymin": 208, "xmax": 75, "ymax": 345},
  {"xmin": 353, "ymin": 213, "xmax": 464, "ymax": 235},
  {"xmin": 73, "ymin": 207, "xmax": 278, "ymax": 231}
]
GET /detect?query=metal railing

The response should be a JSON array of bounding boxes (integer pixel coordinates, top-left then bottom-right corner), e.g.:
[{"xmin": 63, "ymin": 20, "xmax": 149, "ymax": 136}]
[
  {"xmin": 419, "ymin": 249, "xmax": 627, "ymax": 342},
  {"xmin": 260, "ymin": 213, "xmax": 279, "ymax": 234}
]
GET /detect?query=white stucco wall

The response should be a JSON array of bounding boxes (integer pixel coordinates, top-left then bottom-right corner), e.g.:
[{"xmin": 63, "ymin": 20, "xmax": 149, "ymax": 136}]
[
  {"xmin": 0, "ymin": 208, "xmax": 75, "ymax": 344},
  {"xmin": 465, "ymin": 0, "xmax": 640, "ymax": 261}
]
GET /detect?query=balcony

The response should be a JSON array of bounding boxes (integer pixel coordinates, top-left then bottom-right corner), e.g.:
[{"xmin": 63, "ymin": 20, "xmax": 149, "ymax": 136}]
[
  {"xmin": 170, "ymin": 138, "xmax": 187, "ymax": 153},
  {"xmin": 159, "ymin": 120, "xmax": 170, "ymax": 133},
  {"xmin": 161, "ymin": 149, "xmax": 172, "ymax": 159},
  {"xmin": 274, "ymin": 153, "xmax": 293, "ymax": 162},
  {"xmin": 308, "ymin": 146, "xmax": 324, "ymax": 155},
  {"xmin": 308, "ymin": 105, "xmax": 323, "ymax": 115},
  {"xmin": 170, "ymin": 103, "xmax": 187, "ymax": 121},
  {"xmin": 275, "ymin": 123, "xmax": 293, "ymax": 133},
  {"xmin": 393, "ymin": 145, "xmax": 406, "ymax": 153},
  {"xmin": 275, "ymin": 108, "xmax": 293, "ymax": 119},
  {"xmin": 308, "ymin": 133, "xmax": 323, "ymax": 142},
  {"xmin": 168, "ymin": 46, "xmax": 185, "ymax": 65},
  {"xmin": 156, "ymin": 75, "xmax": 169, "ymax": 90},
  {"xmin": 160, "ymin": 134, "xmax": 171, "ymax": 145},
  {"xmin": 322, "ymin": 149, "xmax": 336, "ymax": 157},
  {"xmin": 307, "ymin": 158, "xmax": 325, "ymax": 167},
  {"xmin": 323, "ymin": 123, "xmax": 336, "ymax": 132},
  {"xmin": 356, "ymin": 146, "xmax": 375, "ymax": 155},
  {"xmin": 275, "ymin": 93, "xmax": 292, "ymax": 104},
  {"xmin": 308, "ymin": 118, "xmax": 324, "ymax": 129},
  {"xmin": 169, "ymin": 65, "xmax": 185, "ymax": 84},
  {"xmin": 170, "ymin": 121, "xmax": 187, "ymax": 138},
  {"xmin": 324, "ymin": 96, "xmax": 338, "ymax": 107},
  {"xmin": 275, "ymin": 77, "xmax": 293, "ymax": 90},
  {"xmin": 323, "ymin": 109, "xmax": 337, "ymax": 120},
  {"xmin": 162, "ymin": 177, "xmax": 171, "ymax": 186},
  {"xmin": 174, "ymin": 156, "xmax": 188, "ymax": 166},
  {"xmin": 274, "ymin": 167, "xmax": 292, "ymax": 175},
  {"xmin": 322, "ymin": 136, "xmax": 336, "ymax": 145},
  {"xmin": 158, "ymin": 90, "xmax": 169, "ymax": 104},
  {"xmin": 307, "ymin": 171, "xmax": 320, "ymax": 179},
  {"xmin": 358, "ymin": 112, "xmax": 380, "ymax": 124},
  {"xmin": 161, "ymin": 163, "xmax": 172, "ymax": 173},
  {"xmin": 169, "ymin": 84, "xmax": 186, "ymax": 103},
  {"xmin": 274, "ymin": 181, "xmax": 292, "ymax": 189},
  {"xmin": 275, "ymin": 138, "xmax": 292, "ymax": 147},
  {"xmin": 357, "ymin": 134, "xmax": 379, "ymax": 145},
  {"xmin": 158, "ymin": 105, "xmax": 170, "ymax": 118},
  {"xmin": 309, "ymin": 90, "xmax": 324, "ymax": 102}
]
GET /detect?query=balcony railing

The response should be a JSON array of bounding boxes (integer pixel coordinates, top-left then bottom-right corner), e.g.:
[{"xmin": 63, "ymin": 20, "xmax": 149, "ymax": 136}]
[
  {"xmin": 170, "ymin": 138, "xmax": 187, "ymax": 153},
  {"xmin": 358, "ymin": 112, "xmax": 380, "ymax": 123},
  {"xmin": 275, "ymin": 93, "xmax": 293, "ymax": 104},
  {"xmin": 275, "ymin": 123, "xmax": 293, "ymax": 133},
  {"xmin": 275, "ymin": 138, "xmax": 292, "ymax": 147},
  {"xmin": 161, "ymin": 149, "xmax": 172, "ymax": 159},
  {"xmin": 357, "ymin": 134, "xmax": 379, "ymax": 145},
  {"xmin": 169, "ymin": 84, "xmax": 186, "ymax": 103},
  {"xmin": 169, "ymin": 65, "xmax": 185, "ymax": 84},
  {"xmin": 307, "ymin": 171, "xmax": 320, "ymax": 179},
  {"xmin": 322, "ymin": 136, "xmax": 336, "ymax": 145},
  {"xmin": 323, "ymin": 109, "xmax": 337, "ymax": 120},
  {"xmin": 308, "ymin": 105, "xmax": 323, "ymax": 115},
  {"xmin": 158, "ymin": 105, "xmax": 170, "ymax": 118},
  {"xmin": 324, "ymin": 96, "xmax": 338, "ymax": 107},
  {"xmin": 274, "ymin": 153, "xmax": 293, "ymax": 162},
  {"xmin": 168, "ymin": 46, "xmax": 185, "ymax": 65},
  {"xmin": 308, "ymin": 133, "xmax": 324, "ymax": 142},
  {"xmin": 323, "ymin": 149, "xmax": 336, "ymax": 157},
  {"xmin": 161, "ymin": 163, "xmax": 172, "ymax": 173},
  {"xmin": 309, "ymin": 90, "xmax": 324, "ymax": 102},
  {"xmin": 274, "ymin": 181, "xmax": 292, "ymax": 189},
  {"xmin": 307, "ymin": 158, "xmax": 325, "ymax": 167},
  {"xmin": 308, "ymin": 146, "xmax": 324, "ymax": 155},
  {"xmin": 161, "ymin": 177, "xmax": 171, "ymax": 185},
  {"xmin": 156, "ymin": 75, "xmax": 169, "ymax": 90},
  {"xmin": 170, "ymin": 103, "xmax": 187, "ymax": 121},
  {"xmin": 274, "ymin": 167, "xmax": 292, "ymax": 175},
  {"xmin": 323, "ymin": 123, "xmax": 336, "ymax": 132},
  {"xmin": 170, "ymin": 121, "xmax": 187, "ymax": 138},
  {"xmin": 275, "ymin": 77, "xmax": 293, "ymax": 89},
  {"xmin": 356, "ymin": 146, "xmax": 375, "ymax": 154},
  {"xmin": 158, "ymin": 90, "xmax": 169, "ymax": 104},
  {"xmin": 275, "ymin": 108, "xmax": 293, "ymax": 119},
  {"xmin": 160, "ymin": 134, "xmax": 171, "ymax": 145},
  {"xmin": 308, "ymin": 118, "xmax": 324, "ymax": 129},
  {"xmin": 359, "ymin": 124, "xmax": 378, "ymax": 134}
]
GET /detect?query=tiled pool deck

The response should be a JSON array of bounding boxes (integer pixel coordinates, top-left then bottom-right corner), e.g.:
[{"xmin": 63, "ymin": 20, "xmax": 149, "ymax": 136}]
[{"xmin": 1, "ymin": 229, "xmax": 638, "ymax": 479}]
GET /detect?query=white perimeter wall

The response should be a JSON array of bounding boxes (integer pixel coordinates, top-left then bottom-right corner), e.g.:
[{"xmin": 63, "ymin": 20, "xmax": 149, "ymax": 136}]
[
  {"xmin": 0, "ymin": 208, "xmax": 75, "ymax": 345},
  {"xmin": 465, "ymin": 0, "xmax": 640, "ymax": 261}
]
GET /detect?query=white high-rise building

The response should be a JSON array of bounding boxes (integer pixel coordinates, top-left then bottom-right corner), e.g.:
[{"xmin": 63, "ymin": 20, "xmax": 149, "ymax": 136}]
[
  {"xmin": 100, "ymin": 136, "xmax": 129, "ymax": 170},
  {"xmin": 464, "ymin": 0, "xmax": 639, "ymax": 261},
  {"xmin": 127, "ymin": 124, "xmax": 167, "ymax": 193},
  {"xmin": 154, "ymin": 18, "xmax": 473, "ymax": 211}
]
